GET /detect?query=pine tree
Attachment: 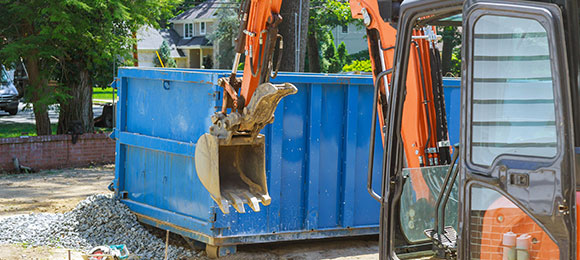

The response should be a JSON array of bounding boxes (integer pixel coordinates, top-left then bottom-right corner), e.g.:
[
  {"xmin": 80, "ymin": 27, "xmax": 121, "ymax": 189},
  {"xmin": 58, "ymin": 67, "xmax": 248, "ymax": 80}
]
[
  {"xmin": 337, "ymin": 42, "xmax": 348, "ymax": 69},
  {"xmin": 155, "ymin": 41, "xmax": 177, "ymax": 68}
]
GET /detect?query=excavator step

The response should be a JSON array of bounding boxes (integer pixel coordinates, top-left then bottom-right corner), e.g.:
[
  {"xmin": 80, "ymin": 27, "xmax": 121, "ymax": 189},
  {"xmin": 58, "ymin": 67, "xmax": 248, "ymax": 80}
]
[{"xmin": 423, "ymin": 226, "xmax": 457, "ymax": 248}]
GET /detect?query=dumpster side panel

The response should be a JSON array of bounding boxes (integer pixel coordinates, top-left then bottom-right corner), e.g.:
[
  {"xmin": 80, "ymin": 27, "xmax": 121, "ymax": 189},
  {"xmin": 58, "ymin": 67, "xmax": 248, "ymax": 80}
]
[
  {"xmin": 317, "ymin": 84, "xmax": 347, "ymax": 228},
  {"xmin": 353, "ymin": 85, "xmax": 384, "ymax": 226},
  {"xmin": 124, "ymin": 77, "xmax": 215, "ymax": 143},
  {"xmin": 116, "ymin": 69, "xmax": 220, "ymax": 237}
]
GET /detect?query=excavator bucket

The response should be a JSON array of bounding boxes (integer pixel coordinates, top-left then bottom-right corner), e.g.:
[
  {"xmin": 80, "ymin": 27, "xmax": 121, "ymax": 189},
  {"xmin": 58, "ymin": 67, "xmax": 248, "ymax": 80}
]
[
  {"xmin": 195, "ymin": 133, "xmax": 270, "ymax": 214},
  {"xmin": 195, "ymin": 82, "xmax": 297, "ymax": 214}
]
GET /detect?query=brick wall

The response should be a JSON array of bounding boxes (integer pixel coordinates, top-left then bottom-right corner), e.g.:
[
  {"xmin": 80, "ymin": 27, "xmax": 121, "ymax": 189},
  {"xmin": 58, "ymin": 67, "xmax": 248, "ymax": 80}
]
[{"xmin": 0, "ymin": 133, "xmax": 115, "ymax": 172}]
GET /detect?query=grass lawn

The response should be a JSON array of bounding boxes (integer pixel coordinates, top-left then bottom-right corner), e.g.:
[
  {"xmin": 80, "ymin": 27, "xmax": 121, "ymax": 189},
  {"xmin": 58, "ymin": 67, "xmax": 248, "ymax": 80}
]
[
  {"xmin": 0, "ymin": 122, "xmax": 111, "ymax": 138},
  {"xmin": 93, "ymin": 87, "xmax": 117, "ymax": 101},
  {"xmin": 0, "ymin": 123, "xmax": 58, "ymax": 138}
]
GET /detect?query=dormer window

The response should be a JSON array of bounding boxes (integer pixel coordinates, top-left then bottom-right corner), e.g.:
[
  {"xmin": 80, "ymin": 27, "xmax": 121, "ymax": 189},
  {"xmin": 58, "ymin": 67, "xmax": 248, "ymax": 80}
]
[
  {"xmin": 184, "ymin": 23, "xmax": 193, "ymax": 38},
  {"xmin": 200, "ymin": 22, "xmax": 206, "ymax": 35}
]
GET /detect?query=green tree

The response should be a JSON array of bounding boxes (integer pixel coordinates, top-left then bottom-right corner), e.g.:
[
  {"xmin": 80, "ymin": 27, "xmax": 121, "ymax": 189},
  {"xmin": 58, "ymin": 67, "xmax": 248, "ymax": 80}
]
[
  {"xmin": 323, "ymin": 40, "xmax": 342, "ymax": 73},
  {"xmin": 439, "ymin": 26, "xmax": 461, "ymax": 76},
  {"xmin": 0, "ymin": 0, "xmax": 61, "ymax": 135},
  {"xmin": 155, "ymin": 41, "xmax": 177, "ymax": 68},
  {"xmin": 336, "ymin": 41, "xmax": 348, "ymax": 67},
  {"xmin": 0, "ymin": 0, "xmax": 179, "ymax": 135}
]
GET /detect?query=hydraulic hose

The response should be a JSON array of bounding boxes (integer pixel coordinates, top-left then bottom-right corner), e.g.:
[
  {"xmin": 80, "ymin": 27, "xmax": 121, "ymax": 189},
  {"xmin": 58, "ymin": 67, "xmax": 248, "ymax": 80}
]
[{"xmin": 411, "ymin": 40, "xmax": 432, "ymax": 166}]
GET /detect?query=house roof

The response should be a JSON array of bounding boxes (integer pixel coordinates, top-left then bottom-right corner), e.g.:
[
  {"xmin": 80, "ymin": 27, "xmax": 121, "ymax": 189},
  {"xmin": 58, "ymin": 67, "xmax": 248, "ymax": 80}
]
[
  {"xmin": 171, "ymin": 0, "xmax": 220, "ymax": 22},
  {"xmin": 137, "ymin": 26, "xmax": 185, "ymax": 58},
  {"xmin": 177, "ymin": 36, "xmax": 212, "ymax": 48}
]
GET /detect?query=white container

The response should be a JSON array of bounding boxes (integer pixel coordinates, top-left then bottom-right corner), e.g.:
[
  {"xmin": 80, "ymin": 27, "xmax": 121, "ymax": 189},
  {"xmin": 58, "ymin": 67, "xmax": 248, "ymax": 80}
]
[
  {"xmin": 503, "ymin": 232, "xmax": 517, "ymax": 260},
  {"xmin": 516, "ymin": 234, "xmax": 531, "ymax": 260}
]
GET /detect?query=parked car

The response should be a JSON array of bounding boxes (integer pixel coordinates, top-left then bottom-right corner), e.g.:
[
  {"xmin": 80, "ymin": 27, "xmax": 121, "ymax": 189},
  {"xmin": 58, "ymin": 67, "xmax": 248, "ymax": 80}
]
[
  {"xmin": 0, "ymin": 65, "xmax": 19, "ymax": 115},
  {"xmin": 12, "ymin": 61, "xmax": 28, "ymax": 99}
]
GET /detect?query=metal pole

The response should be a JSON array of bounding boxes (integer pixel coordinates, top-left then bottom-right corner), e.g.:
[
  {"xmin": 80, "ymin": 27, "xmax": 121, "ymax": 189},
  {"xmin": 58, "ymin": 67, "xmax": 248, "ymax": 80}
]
[
  {"xmin": 297, "ymin": 0, "xmax": 302, "ymax": 72},
  {"xmin": 294, "ymin": 12, "xmax": 299, "ymax": 72}
]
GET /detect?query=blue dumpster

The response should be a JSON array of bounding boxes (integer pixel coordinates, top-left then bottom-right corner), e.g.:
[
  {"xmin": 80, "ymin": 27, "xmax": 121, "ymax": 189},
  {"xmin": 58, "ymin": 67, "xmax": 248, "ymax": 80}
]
[{"xmin": 112, "ymin": 67, "xmax": 460, "ymax": 254}]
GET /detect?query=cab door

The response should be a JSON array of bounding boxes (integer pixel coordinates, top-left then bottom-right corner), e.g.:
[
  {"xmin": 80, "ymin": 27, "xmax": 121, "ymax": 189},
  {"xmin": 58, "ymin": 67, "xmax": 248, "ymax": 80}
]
[{"xmin": 460, "ymin": 1, "xmax": 576, "ymax": 259}]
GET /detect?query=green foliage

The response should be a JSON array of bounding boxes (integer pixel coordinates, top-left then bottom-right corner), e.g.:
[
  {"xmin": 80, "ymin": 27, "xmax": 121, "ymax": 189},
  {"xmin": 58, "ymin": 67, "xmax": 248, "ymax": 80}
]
[
  {"xmin": 336, "ymin": 42, "xmax": 348, "ymax": 65},
  {"xmin": 450, "ymin": 46, "xmax": 462, "ymax": 77},
  {"xmin": 323, "ymin": 40, "xmax": 337, "ymax": 64},
  {"xmin": 155, "ymin": 41, "xmax": 177, "ymax": 68},
  {"xmin": 348, "ymin": 49, "xmax": 370, "ymax": 61},
  {"xmin": 203, "ymin": 55, "xmax": 213, "ymax": 69},
  {"xmin": 323, "ymin": 40, "xmax": 342, "ymax": 73},
  {"xmin": 1, "ymin": 0, "xmax": 180, "ymax": 84},
  {"xmin": 309, "ymin": 0, "xmax": 357, "ymax": 72},
  {"xmin": 439, "ymin": 26, "xmax": 462, "ymax": 76},
  {"xmin": 342, "ymin": 59, "xmax": 372, "ymax": 73},
  {"xmin": 0, "ymin": 0, "xmax": 180, "ymax": 133}
]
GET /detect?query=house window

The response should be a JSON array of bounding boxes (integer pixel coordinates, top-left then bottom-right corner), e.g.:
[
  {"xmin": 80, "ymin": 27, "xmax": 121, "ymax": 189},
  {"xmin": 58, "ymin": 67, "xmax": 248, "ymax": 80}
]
[
  {"xmin": 200, "ymin": 22, "xmax": 206, "ymax": 35},
  {"xmin": 184, "ymin": 23, "xmax": 193, "ymax": 38},
  {"xmin": 342, "ymin": 25, "xmax": 348, "ymax": 33}
]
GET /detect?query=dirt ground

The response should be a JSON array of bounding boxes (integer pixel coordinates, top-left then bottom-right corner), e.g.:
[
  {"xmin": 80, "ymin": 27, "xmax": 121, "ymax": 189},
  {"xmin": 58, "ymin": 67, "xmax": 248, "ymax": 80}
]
[{"xmin": 0, "ymin": 166, "xmax": 382, "ymax": 260}]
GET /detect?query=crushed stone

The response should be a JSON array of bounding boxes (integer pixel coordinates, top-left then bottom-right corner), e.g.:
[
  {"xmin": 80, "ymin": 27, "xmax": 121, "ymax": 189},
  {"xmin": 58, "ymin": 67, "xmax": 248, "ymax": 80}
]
[{"xmin": 0, "ymin": 194, "xmax": 200, "ymax": 259}]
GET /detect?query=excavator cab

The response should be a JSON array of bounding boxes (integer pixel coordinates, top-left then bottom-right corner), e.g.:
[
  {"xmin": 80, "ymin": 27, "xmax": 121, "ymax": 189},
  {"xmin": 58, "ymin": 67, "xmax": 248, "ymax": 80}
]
[{"xmin": 374, "ymin": 0, "xmax": 579, "ymax": 259}]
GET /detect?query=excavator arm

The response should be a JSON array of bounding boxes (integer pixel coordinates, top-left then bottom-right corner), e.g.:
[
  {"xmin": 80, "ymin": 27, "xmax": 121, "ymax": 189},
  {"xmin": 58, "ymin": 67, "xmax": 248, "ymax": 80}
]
[
  {"xmin": 195, "ymin": 0, "xmax": 297, "ymax": 214},
  {"xmin": 350, "ymin": 0, "xmax": 451, "ymax": 170}
]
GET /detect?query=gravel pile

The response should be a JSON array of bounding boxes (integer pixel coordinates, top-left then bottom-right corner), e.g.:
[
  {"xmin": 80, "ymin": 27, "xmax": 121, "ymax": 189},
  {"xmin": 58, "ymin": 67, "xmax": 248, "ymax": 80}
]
[{"xmin": 0, "ymin": 194, "xmax": 199, "ymax": 259}]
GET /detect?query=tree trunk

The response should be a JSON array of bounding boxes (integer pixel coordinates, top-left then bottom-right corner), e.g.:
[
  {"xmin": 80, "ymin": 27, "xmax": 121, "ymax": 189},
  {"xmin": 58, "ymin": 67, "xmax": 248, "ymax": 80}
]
[
  {"xmin": 132, "ymin": 30, "xmax": 139, "ymax": 67},
  {"xmin": 21, "ymin": 23, "xmax": 52, "ymax": 136},
  {"xmin": 441, "ymin": 27, "xmax": 455, "ymax": 76},
  {"xmin": 278, "ymin": 0, "xmax": 309, "ymax": 72},
  {"xmin": 307, "ymin": 28, "xmax": 321, "ymax": 73},
  {"xmin": 57, "ymin": 67, "xmax": 94, "ymax": 135},
  {"xmin": 24, "ymin": 57, "xmax": 51, "ymax": 135}
]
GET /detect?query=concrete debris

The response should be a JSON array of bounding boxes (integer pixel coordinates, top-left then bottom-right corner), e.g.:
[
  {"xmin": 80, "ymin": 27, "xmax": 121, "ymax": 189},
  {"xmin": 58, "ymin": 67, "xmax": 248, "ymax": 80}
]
[{"xmin": 0, "ymin": 194, "xmax": 199, "ymax": 259}]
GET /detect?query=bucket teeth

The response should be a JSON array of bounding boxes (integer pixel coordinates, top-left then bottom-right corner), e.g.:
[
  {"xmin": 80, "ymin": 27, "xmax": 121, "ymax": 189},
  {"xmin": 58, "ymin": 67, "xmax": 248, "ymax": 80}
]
[
  {"xmin": 220, "ymin": 190, "xmax": 269, "ymax": 213},
  {"xmin": 217, "ymin": 199, "xmax": 230, "ymax": 214},
  {"xmin": 227, "ymin": 193, "xmax": 246, "ymax": 213},
  {"xmin": 242, "ymin": 191, "xmax": 261, "ymax": 212},
  {"xmin": 260, "ymin": 194, "xmax": 271, "ymax": 206}
]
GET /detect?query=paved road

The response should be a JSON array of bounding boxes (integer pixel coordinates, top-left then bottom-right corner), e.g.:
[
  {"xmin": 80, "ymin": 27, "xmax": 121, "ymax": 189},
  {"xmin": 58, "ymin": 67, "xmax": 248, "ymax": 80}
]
[{"xmin": 0, "ymin": 103, "xmax": 104, "ymax": 124}]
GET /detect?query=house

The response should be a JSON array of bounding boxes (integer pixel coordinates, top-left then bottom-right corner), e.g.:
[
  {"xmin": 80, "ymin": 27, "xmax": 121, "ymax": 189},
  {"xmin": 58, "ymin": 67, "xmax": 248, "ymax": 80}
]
[
  {"xmin": 332, "ymin": 23, "xmax": 368, "ymax": 55},
  {"xmin": 169, "ymin": 0, "xmax": 218, "ymax": 68},
  {"xmin": 137, "ymin": 0, "xmax": 219, "ymax": 68},
  {"xmin": 137, "ymin": 26, "xmax": 187, "ymax": 67}
]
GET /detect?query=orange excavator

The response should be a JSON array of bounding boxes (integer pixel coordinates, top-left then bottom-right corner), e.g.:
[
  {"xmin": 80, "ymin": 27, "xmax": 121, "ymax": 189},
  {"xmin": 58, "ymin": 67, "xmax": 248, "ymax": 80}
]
[
  {"xmin": 369, "ymin": 0, "xmax": 578, "ymax": 259},
  {"xmin": 194, "ymin": 0, "xmax": 579, "ymax": 259}
]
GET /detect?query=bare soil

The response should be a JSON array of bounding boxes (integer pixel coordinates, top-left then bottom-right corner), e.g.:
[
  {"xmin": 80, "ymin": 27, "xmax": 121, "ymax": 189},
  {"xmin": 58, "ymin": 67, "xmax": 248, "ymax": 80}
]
[
  {"xmin": 0, "ymin": 166, "xmax": 383, "ymax": 260},
  {"xmin": 0, "ymin": 165, "xmax": 115, "ymax": 217}
]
